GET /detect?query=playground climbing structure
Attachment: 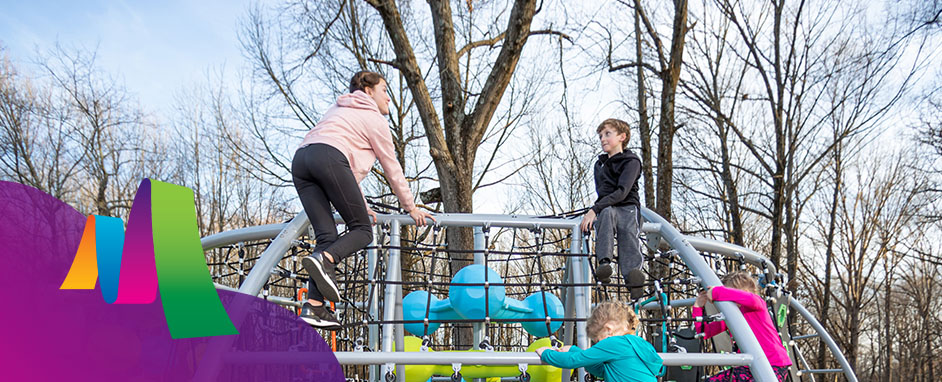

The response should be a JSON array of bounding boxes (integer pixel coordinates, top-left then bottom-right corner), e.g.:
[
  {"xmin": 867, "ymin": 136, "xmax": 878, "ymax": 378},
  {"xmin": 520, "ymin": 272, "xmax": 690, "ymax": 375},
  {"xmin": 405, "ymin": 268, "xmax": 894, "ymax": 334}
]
[{"xmin": 200, "ymin": 208, "xmax": 857, "ymax": 382}]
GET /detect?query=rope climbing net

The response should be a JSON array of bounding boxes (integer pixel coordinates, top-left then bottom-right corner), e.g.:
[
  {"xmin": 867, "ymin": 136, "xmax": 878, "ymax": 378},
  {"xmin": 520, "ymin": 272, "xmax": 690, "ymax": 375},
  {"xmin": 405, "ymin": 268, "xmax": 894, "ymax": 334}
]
[{"xmin": 201, "ymin": 210, "xmax": 856, "ymax": 382}]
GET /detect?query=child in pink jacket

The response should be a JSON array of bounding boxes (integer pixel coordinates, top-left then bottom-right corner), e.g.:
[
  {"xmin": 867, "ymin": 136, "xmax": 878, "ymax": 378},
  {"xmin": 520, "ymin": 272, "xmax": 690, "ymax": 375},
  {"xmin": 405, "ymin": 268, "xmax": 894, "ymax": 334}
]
[
  {"xmin": 693, "ymin": 271, "xmax": 792, "ymax": 382},
  {"xmin": 294, "ymin": 71, "xmax": 434, "ymax": 329}
]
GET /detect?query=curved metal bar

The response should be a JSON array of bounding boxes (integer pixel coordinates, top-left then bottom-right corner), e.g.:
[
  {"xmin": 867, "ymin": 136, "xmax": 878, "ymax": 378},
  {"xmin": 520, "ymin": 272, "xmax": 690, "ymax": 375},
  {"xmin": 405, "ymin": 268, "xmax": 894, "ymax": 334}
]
[
  {"xmin": 238, "ymin": 213, "xmax": 310, "ymax": 296},
  {"xmin": 789, "ymin": 296, "xmax": 857, "ymax": 382},
  {"xmin": 639, "ymin": 208, "xmax": 778, "ymax": 382},
  {"xmin": 201, "ymin": 223, "xmax": 287, "ymax": 250},
  {"xmin": 640, "ymin": 218, "xmax": 854, "ymax": 382},
  {"xmin": 192, "ymin": 212, "xmax": 310, "ymax": 381},
  {"xmin": 641, "ymin": 223, "xmax": 778, "ymax": 276}
]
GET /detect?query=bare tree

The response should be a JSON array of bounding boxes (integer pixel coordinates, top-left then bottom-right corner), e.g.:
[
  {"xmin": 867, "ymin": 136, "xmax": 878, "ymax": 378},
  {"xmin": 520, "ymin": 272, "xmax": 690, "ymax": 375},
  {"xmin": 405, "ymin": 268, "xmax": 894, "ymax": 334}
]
[
  {"xmin": 0, "ymin": 49, "xmax": 85, "ymax": 200},
  {"xmin": 606, "ymin": 0, "xmax": 690, "ymax": 222},
  {"xmin": 893, "ymin": 247, "xmax": 942, "ymax": 382},
  {"xmin": 365, "ymin": 0, "xmax": 547, "ymax": 253},
  {"xmin": 676, "ymin": 8, "xmax": 752, "ymax": 245},
  {"xmin": 807, "ymin": 149, "xmax": 931, "ymax": 372},
  {"xmin": 34, "ymin": 45, "xmax": 146, "ymax": 217}
]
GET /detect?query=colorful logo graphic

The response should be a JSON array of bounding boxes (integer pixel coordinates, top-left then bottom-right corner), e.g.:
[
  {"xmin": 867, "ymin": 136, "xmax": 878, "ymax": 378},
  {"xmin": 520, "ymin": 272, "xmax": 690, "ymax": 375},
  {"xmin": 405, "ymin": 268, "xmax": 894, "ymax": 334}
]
[{"xmin": 59, "ymin": 178, "xmax": 238, "ymax": 339}]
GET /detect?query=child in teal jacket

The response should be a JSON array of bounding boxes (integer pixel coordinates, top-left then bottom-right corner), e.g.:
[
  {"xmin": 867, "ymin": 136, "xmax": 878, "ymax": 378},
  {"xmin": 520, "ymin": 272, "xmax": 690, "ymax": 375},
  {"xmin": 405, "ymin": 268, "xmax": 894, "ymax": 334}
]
[{"xmin": 536, "ymin": 301, "xmax": 662, "ymax": 382}]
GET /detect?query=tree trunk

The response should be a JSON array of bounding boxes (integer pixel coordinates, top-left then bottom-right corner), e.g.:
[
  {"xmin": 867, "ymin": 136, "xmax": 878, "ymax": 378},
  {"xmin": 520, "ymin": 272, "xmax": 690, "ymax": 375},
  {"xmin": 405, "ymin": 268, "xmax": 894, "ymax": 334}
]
[
  {"xmin": 768, "ymin": 0, "xmax": 787, "ymax": 269},
  {"xmin": 817, "ymin": 142, "xmax": 841, "ymax": 367},
  {"xmin": 717, "ymin": 114, "xmax": 743, "ymax": 245},
  {"xmin": 438, "ymin": 162, "xmax": 475, "ymax": 268},
  {"xmin": 849, "ymin": 305, "xmax": 860, "ymax": 373},
  {"xmin": 653, "ymin": 0, "xmax": 688, "ymax": 222},
  {"xmin": 368, "ymin": 0, "xmax": 538, "ymax": 351},
  {"xmin": 633, "ymin": 0, "xmax": 655, "ymax": 212},
  {"xmin": 883, "ymin": 272, "xmax": 892, "ymax": 382}
]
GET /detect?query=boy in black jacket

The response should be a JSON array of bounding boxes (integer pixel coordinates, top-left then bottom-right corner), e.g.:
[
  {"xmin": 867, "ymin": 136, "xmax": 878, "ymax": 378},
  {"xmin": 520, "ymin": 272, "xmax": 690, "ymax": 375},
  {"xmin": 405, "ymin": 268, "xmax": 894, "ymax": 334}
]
[{"xmin": 580, "ymin": 119, "xmax": 644, "ymax": 288}]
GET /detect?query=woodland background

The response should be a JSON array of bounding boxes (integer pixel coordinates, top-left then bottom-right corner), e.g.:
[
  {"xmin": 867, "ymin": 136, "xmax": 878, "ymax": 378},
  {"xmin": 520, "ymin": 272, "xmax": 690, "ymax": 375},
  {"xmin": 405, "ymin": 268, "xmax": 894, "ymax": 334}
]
[{"xmin": 1, "ymin": 1, "xmax": 940, "ymax": 380}]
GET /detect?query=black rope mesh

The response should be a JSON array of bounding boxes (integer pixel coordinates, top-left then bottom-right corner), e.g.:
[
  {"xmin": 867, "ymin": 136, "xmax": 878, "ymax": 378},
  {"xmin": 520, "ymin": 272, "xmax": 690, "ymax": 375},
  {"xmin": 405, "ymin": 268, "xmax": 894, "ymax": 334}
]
[{"xmin": 205, "ymin": 217, "xmax": 780, "ymax": 381}]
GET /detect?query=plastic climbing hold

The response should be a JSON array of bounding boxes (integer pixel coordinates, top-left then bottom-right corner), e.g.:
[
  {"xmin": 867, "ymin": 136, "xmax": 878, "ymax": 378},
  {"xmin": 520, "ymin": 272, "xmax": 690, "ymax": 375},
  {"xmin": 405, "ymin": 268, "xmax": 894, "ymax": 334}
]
[
  {"xmin": 391, "ymin": 336, "xmax": 570, "ymax": 382},
  {"xmin": 402, "ymin": 264, "xmax": 564, "ymax": 337}
]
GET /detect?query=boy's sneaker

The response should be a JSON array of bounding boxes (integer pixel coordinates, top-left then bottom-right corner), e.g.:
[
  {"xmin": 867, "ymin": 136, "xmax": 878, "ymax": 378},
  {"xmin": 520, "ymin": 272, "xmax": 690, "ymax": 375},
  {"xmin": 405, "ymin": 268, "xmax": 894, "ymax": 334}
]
[
  {"xmin": 299, "ymin": 302, "xmax": 341, "ymax": 330},
  {"xmin": 594, "ymin": 258, "xmax": 614, "ymax": 283},
  {"xmin": 302, "ymin": 253, "xmax": 341, "ymax": 302},
  {"xmin": 627, "ymin": 268, "xmax": 647, "ymax": 300}
]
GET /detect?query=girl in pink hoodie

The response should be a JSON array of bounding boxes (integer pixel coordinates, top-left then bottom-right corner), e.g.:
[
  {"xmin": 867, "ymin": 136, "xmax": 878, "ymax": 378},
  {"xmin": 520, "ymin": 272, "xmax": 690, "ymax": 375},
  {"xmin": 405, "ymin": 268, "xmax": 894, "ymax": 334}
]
[
  {"xmin": 294, "ymin": 71, "xmax": 434, "ymax": 329},
  {"xmin": 693, "ymin": 271, "xmax": 792, "ymax": 382}
]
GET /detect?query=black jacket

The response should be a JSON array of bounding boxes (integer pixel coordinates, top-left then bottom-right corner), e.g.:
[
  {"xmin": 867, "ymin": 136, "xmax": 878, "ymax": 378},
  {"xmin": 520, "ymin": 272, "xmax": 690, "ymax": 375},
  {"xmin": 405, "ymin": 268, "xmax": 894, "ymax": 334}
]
[{"xmin": 591, "ymin": 150, "xmax": 642, "ymax": 214}]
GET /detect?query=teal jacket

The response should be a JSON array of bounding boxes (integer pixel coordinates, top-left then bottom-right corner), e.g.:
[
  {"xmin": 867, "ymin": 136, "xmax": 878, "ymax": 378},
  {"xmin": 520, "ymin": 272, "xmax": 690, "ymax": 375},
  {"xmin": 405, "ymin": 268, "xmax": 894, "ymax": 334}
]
[{"xmin": 540, "ymin": 334, "xmax": 662, "ymax": 382}]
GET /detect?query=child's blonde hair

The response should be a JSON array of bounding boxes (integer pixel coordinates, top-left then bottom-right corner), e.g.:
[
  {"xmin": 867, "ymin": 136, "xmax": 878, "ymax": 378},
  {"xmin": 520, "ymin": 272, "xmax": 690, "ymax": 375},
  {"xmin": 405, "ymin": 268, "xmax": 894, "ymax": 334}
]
[
  {"xmin": 586, "ymin": 301, "xmax": 640, "ymax": 342},
  {"xmin": 722, "ymin": 271, "xmax": 760, "ymax": 295},
  {"xmin": 596, "ymin": 118, "xmax": 631, "ymax": 150}
]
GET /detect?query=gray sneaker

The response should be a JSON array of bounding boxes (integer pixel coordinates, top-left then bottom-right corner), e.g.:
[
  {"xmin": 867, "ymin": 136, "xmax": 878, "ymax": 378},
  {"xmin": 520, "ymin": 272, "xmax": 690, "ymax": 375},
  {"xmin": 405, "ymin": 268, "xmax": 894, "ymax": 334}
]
[
  {"xmin": 627, "ymin": 268, "xmax": 647, "ymax": 299},
  {"xmin": 299, "ymin": 302, "xmax": 341, "ymax": 330},
  {"xmin": 302, "ymin": 253, "xmax": 341, "ymax": 302},
  {"xmin": 595, "ymin": 258, "xmax": 614, "ymax": 283}
]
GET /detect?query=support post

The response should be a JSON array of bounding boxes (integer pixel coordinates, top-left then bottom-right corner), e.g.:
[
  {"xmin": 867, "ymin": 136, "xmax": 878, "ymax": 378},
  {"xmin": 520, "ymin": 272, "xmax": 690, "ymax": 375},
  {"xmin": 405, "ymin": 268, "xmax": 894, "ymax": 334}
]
[
  {"xmin": 367, "ymin": 225, "xmax": 380, "ymax": 381},
  {"xmin": 472, "ymin": 226, "xmax": 487, "ymax": 382},
  {"xmin": 560, "ymin": 237, "xmax": 575, "ymax": 382},
  {"xmin": 570, "ymin": 227, "xmax": 589, "ymax": 382},
  {"xmin": 472, "ymin": 226, "xmax": 486, "ymax": 352},
  {"xmin": 381, "ymin": 221, "xmax": 404, "ymax": 382}
]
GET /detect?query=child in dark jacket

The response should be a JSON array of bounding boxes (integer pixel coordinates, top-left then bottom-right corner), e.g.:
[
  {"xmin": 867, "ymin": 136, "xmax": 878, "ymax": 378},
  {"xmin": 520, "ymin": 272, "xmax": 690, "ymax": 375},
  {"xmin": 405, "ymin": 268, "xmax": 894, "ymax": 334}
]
[
  {"xmin": 536, "ymin": 301, "xmax": 662, "ymax": 382},
  {"xmin": 580, "ymin": 119, "xmax": 644, "ymax": 287}
]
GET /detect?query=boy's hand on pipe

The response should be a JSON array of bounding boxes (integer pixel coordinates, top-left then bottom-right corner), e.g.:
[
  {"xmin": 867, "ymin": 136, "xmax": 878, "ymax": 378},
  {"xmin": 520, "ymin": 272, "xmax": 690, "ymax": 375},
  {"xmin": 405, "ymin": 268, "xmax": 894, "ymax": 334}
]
[{"xmin": 580, "ymin": 209, "xmax": 597, "ymax": 233}]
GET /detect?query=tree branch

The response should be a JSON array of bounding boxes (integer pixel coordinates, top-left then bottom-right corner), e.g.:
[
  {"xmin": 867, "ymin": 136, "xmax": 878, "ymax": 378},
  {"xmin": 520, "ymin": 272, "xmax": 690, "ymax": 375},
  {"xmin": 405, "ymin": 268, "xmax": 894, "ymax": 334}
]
[
  {"xmin": 466, "ymin": 0, "xmax": 537, "ymax": 151},
  {"xmin": 457, "ymin": 29, "xmax": 572, "ymax": 59}
]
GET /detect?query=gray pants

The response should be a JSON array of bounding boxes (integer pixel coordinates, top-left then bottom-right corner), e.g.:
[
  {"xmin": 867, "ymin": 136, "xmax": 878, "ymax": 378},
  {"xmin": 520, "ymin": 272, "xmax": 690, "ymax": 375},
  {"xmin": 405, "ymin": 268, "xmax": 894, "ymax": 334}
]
[{"xmin": 595, "ymin": 204, "xmax": 642, "ymax": 279}]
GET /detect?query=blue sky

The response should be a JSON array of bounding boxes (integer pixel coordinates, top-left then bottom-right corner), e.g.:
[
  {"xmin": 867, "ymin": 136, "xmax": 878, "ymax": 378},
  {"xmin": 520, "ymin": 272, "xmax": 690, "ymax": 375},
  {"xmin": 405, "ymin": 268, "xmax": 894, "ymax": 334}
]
[{"xmin": 0, "ymin": 0, "xmax": 248, "ymax": 114}]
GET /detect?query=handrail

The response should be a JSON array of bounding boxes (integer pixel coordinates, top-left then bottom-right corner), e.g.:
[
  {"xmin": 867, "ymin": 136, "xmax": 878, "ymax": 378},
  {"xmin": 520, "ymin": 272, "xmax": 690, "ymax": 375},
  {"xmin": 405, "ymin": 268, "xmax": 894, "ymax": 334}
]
[{"xmin": 201, "ymin": 213, "xmax": 583, "ymax": 251}]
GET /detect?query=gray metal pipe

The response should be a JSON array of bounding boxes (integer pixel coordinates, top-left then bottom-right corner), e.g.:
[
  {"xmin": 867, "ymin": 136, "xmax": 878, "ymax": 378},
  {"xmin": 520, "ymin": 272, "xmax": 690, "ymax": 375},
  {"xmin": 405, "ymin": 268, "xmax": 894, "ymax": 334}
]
[
  {"xmin": 640, "ymin": 208, "xmax": 778, "ymax": 382},
  {"xmin": 560, "ymin": 258, "xmax": 575, "ymax": 382},
  {"xmin": 569, "ymin": 228, "xmax": 589, "ymax": 382},
  {"xmin": 201, "ymin": 223, "xmax": 286, "ymax": 250},
  {"xmin": 383, "ymin": 221, "xmax": 405, "ymax": 382},
  {"xmin": 640, "ymin": 223, "xmax": 778, "ymax": 276},
  {"xmin": 393, "ymin": 224, "xmax": 406, "ymax": 382},
  {"xmin": 800, "ymin": 369, "xmax": 844, "ymax": 374},
  {"xmin": 473, "ymin": 226, "xmax": 486, "ymax": 355},
  {"xmin": 238, "ymin": 212, "xmax": 310, "ymax": 296},
  {"xmin": 201, "ymin": 213, "xmax": 584, "ymax": 253},
  {"xmin": 367, "ymin": 225, "xmax": 381, "ymax": 381},
  {"xmin": 328, "ymin": 351, "xmax": 754, "ymax": 366},
  {"xmin": 192, "ymin": 212, "xmax": 310, "ymax": 381},
  {"xmin": 789, "ymin": 297, "xmax": 857, "ymax": 382},
  {"xmin": 640, "ymin": 297, "xmax": 695, "ymax": 310}
]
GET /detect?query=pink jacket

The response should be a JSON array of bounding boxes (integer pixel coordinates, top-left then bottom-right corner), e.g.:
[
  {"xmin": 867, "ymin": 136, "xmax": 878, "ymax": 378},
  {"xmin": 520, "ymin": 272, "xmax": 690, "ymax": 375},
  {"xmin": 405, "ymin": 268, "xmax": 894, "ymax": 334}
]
[
  {"xmin": 692, "ymin": 286, "xmax": 792, "ymax": 367},
  {"xmin": 298, "ymin": 91, "xmax": 416, "ymax": 211}
]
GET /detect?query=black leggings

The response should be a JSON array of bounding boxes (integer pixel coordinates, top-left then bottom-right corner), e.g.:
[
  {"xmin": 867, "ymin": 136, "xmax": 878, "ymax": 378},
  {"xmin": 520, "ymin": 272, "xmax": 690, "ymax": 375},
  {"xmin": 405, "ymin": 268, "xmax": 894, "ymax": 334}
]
[{"xmin": 292, "ymin": 143, "xmax": 373, "ymax": 302}]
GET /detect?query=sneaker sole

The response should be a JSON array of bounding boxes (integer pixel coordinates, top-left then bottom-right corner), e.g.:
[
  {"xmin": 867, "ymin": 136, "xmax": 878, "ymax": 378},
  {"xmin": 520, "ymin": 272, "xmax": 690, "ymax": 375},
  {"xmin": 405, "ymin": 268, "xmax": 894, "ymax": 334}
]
[
  {"xmin": 303, "ymin": 256, "xmax": 341, "ymax": 302},
  {"xmin": 300, "ymin": 315, "xmax": 342, "ymax": 330}
]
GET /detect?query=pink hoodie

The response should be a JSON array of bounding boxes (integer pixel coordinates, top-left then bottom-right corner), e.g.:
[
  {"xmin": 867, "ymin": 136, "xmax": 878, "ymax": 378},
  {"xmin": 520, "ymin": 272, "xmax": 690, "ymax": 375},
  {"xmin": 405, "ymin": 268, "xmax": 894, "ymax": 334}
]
[
  {"xmin": 298, "ymin": 91, "xmax": 416, "ymax": 211},
  {"xmin": 692, "ymin": 286, "xmax": 792, "ymax": 367}
]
